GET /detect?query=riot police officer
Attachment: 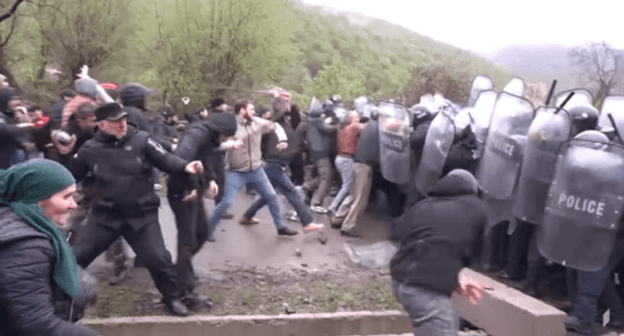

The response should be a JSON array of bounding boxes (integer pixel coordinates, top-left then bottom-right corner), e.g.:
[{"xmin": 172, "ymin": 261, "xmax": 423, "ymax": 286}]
[{"xmin": 65, "ymin": 102, "xmax": 204, "ymax": 316}]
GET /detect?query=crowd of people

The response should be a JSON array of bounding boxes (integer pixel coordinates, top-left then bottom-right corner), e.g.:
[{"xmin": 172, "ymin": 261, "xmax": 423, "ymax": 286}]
[{"xmin": 0, "ymin": 66, "xmax": 620, "ymax": 336}]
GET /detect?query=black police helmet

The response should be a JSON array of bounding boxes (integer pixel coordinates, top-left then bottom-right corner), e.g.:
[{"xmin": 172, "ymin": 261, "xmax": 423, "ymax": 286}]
[{"xmin": 567, "ymin": 105, "xmax": 599, "ymax": 134}]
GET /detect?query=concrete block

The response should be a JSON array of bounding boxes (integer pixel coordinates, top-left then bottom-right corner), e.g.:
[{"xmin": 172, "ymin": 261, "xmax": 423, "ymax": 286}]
[
  {"xmin": 83, "ymin": 311, "xmax": 413, "ymax": 336},
  {"xmin": 453, "ymin": 268, "xmax": 567, "ymax": 336}
]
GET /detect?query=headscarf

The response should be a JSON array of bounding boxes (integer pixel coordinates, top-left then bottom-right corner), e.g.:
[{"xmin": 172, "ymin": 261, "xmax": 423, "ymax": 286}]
[{"xmin": 0, "ymin": 159, "xmax": 80, "ymax": 298}]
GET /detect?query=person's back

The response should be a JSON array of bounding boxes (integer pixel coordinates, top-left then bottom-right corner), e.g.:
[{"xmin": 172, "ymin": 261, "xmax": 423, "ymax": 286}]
[{"xmin": 391, "ymin": 170, "xmax": 486, "ymax": 296}]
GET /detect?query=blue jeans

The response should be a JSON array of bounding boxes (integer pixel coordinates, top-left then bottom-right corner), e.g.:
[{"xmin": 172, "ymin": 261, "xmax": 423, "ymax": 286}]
[
  {"xmin": 329, "ymin": 156, "xmax": 353, "ymax": 212},
  {"xmin": 243, "ymin": 162, "xmax": 314, "ymax": 226},
  {"xmin": 210, "ymin": 168, "xmax": 283, "ymax": 230},
  {"xmin": 392, "ymin": 280, "xmax": 459, "ymax": 336},
  {"xmin": 570, "ymin": 239, "xmax": 624, "ymax": 326}
]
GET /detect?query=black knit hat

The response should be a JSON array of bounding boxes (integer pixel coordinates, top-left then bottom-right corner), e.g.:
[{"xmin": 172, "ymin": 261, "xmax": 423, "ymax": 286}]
[
  {"xmin": 211, "ymin": 98, "xmax": 225, "ymax": 110},
  {"xmin": 95, "ymin": 103, "xmax": 127, "ymax": 122}
]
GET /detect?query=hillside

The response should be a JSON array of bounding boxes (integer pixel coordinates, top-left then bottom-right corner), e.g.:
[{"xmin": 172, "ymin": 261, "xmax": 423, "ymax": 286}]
[{"xmin": 285, "ymin": 1, "xmax": 513, "ymax": 104}]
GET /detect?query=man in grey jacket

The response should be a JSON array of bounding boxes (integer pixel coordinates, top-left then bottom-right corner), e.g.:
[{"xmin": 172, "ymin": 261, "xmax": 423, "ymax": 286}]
[{"xmin": 208, "ymin": 99, "xmax": 298, "ymax": 237}]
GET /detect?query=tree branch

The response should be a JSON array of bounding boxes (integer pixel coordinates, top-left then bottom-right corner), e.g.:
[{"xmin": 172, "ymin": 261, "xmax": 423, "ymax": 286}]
[{"xmin": 0, "ymin": 0, "xmax": 24, "ymax": 24}]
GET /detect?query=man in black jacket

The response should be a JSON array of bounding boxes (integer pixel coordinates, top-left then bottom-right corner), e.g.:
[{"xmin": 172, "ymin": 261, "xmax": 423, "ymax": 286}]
[
  {"xmin": 240, "ymin": 97, "xmax": 324, "ymax": 233},
  {"xmin": 307, "ymin": 105, "xmax": 338, "ymax": 213},
  {"xmin": 166, "ymin": 112, "xmax": 237, "ymax": 308},
  {"xmin": 390, "ymin": 169, "xmax": 490, "ymax": 335},
  {"xmin": 0, "ymin": 88, "xmax": 31, "ymax": 169},
  {"xmin": 65, "ymin": 102, "xmax": 204, "ymax": 316}
]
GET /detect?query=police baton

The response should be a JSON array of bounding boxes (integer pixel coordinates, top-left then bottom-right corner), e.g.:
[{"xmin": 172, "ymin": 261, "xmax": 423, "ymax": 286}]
[
  {"xmin": 607, "ymin": 113, "xmax": 624, "ymax": 145},
  {"xmin": 545, "ymin": 79, "xmax": 557, "ymax": 106},
  {"xmin": 554, "ymin": 92, "xmax": 574, "ymax": 114}
]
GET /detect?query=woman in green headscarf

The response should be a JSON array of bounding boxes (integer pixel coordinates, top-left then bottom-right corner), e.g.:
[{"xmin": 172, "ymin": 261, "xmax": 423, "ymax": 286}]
[{"xmin": 0, "ymin": 159, "xmax": 99, "ymax": 336}]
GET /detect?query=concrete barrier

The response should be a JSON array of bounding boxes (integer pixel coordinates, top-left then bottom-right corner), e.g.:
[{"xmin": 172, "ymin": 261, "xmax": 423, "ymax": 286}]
[
  {"xmin": 83, "ymin": 269, "xmax": 568, "ymax": 336},
  {"xmin": 83, "ymin": 311, "xmax": 412, "ymax": 336},
  {"xmin": 453, "ymin": 268, "xmax": 567, "ymax": 336}
]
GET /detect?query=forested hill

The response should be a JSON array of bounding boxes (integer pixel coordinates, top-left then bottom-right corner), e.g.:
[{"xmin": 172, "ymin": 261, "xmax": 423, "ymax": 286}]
[
  {"xmin": 282, "ymin": 1, "xmax": 513, "ymax": 106},
  {"xmin": 5, "ymin": 0, "xmax": 512, "ymax": 110}
]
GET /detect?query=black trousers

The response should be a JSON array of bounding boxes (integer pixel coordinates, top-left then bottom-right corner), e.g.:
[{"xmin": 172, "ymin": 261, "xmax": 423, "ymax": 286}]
[
  {"xmin": 72, "ymin": 212, "xmax": 180, "ymax": 302},
  {"xmin": 212, "ymin": 160, "xmax": 226, "ymax": 205},
  {"xmin": 505, "ymin": 219, "xmax": 541, "ymax": 279},
  {"xmin": 167, "ymin": 192, "xmax": 209, "ymax": 294}
]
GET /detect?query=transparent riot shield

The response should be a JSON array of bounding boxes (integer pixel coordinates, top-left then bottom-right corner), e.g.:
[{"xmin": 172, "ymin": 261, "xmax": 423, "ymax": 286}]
[
  {"xmin": 597, "ymin": 95, "xmax": 624, "ymax": 131},
  {"xmin": 467, "ymin": 75, "xmax": 494, "ymax": 107},
  {"xmin": 503, "ymin": 77, "xmax": 526, "ymax": 97},
  {"xmin": 513, "ymin": 107, "xmax": 572, "ymax": 224},
  {"xmin": 553, "ymin": 88, "xmax": 594, "ymax": 109},
  {"xmin": 473, "ymin": 90, "xmax": 498, "ymax": 158},
  {"xmin": 378, "ymin": 101, "xmax": 412, "ymax": 184},
  {"xmin": 476, "ymin": 92, "xmax": 534, "ymax": 200},
  {"xmin": 414, "ymin": 109, "xmax": 456, "ymax": 195},
  {"xmin": 538, "ymin": 138, "xmax": 624, "ymax": 271}
]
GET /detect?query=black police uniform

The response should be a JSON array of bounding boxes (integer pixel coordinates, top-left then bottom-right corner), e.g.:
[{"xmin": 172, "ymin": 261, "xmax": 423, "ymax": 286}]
[
  {"xmin": 67, "ymin": 124, "xmax": 190, "ymax": 305},
  {"xmin": 166, "ymin": 113, "xmax": 236, "ymax": 295}
]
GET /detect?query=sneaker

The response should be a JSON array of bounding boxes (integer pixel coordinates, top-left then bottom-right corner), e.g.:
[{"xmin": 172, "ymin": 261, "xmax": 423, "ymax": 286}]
[
  {"xmin": 220, "ymin": 211, "xmax": 234, "ymax": 220},
  {"xmin": 311, "ymin": 206, "xmax": 328, "ymax": 214},
  {"xmin": 164, "ymin": 299, "xmax": 189, "ymax": 316},
  {"xmin": 564, "ymin": 315, "xmax": 591, "ymax": 335},
  {"xmin": 303, "ymin": 223, "xmax": 324, "ymax": 233},
  {"xmin": 154, "ymin": 184, "xmax": 162, "ymax": 191},
  {"xmin": 340, "ymin": 230, "xmax": 362, "ymax": 238},
  {"xmin": 331, "ymin": 222, "xmax": 341, "ymax": 229},
  {"xmin": 239, "ymin": 217, "xmax": 260, "ymax": 225},
  {"xmin": 287, "ymin": 214, "xmax": 300, "ymax": 222},
  {"xmin": 278, "ymin": 226, "xmax": 299, "ymax": 236}
]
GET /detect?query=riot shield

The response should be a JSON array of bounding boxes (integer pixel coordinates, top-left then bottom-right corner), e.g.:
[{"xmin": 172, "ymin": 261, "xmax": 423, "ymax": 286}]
[
  {"xmin": 513, "ymin": 107, "xmax": 572, "ymax": 224},
  {"xmin": 503, "ymin": 77, "xmax": 526, "ymax": 97},
  {"xmin": 414, "ymin": 107, "xmax": 457, "ymax": 195},
  {"xmin": 473, "ymin": 90, "xmax": 498, "ymax": 158},
  {"xmin": 467, "ymin": 75, "xmax": 494, "ymax": 107},
  {"xmin": 538, "ymin": 138, "xmax": 624, "ymax": 271},
  {"xmin": 378, "ymin": 101, "xmax": 412, "ymax": 184},
  {"xmin": 333, "ymin": 105, "xmax": 348, "ymax": 123},
  {"xmin": 553, "ymin": 88, "xmax": 594, "ymax": 109},
  {"xmin": 597, "ymin": 95, "xmax": 624, "ymax": 131},
  {"xmin": 310, "ymin": 96, "xmax": 322, "ymax": 111},
  {"xmin": 476, "ymin": 92, "xmax": 534, "ymax": 200}
]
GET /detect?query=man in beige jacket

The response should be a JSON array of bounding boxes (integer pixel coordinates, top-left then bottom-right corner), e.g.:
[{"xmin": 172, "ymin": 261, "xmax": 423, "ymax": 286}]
[{"xmin": 208, "ymin": 99, "xmax": 299, "ymax": 237}]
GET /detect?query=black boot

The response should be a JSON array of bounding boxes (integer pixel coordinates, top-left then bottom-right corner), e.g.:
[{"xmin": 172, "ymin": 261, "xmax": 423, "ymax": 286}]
[{"xmin": 522, "ymin": 261, "xmax": 542, "ymax": 296}]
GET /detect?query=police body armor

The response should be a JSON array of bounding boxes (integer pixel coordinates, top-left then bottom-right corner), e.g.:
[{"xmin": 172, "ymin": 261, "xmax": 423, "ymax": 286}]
[
  {"xmin": 377, "ymin": 101, "xmax": 412, "ymax": 184},
  {"xmin": 538, "ymin": 136, "xmax": 624, "ymax": 271},
  {"xmin": 513, "ymin": 106, "xmax": 572, "ymax": 224}
]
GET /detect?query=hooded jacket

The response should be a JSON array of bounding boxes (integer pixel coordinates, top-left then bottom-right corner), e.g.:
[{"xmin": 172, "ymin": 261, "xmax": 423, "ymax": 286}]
[
  {"xmin": 306, "ymin": 108, "xmax": 338, "ymax": 162},
  {"xmin": 167, "ymin": 113, "xmax": 237, "ymax": 196},
  {"xmin": 0, "ymin": 88, "xmax": 26, "ymax": 169},
  {"xmin": 225, "ymin": 114, "xmax": 286, "ymax": 172},
  {"xmin": 353, "ymin": 120, "xmax": 380, "ymax": 169},
  {"xmin": 390, "ymin": 173, "xmax": 486, "ymax": 296},
  {"xmin": 0, "ymin": 207, "xmax": 98, "ymax": 336}
]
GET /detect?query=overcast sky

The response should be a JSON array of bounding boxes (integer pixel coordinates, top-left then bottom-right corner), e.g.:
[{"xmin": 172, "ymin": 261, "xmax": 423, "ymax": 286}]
[{"xmin": 301, "ymin": 0, "xmax": 624, "ymax": 53}]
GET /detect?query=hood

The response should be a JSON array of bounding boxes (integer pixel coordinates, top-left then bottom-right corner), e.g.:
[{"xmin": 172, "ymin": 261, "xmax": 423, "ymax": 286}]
[
  {"xmin": 429, "ymin": 169, "xmax": 478, "ymax": 197},
  {"xmin": 0, "ymin": 207, "xmax": 47, "ymax": 245},
  {"xmin": 208, "ymin": 112, "xmax": 237, "ymax": 137},
  {"xmin": 0, "ymin": 87, "xmax": 14, "ymax": 113},
  {"xmin": 120, "ymin": 84, "xmax": 153, "ymax": 108}
]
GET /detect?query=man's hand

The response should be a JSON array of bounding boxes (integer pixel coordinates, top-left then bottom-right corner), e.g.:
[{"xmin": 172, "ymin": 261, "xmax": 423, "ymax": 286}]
[
  {"xmin": 184, "ymin": 160, "xmax": 204, "ymax": 174},
  {"xmin": 182, "ymin": 189, "xmax": 198, "ymax": 202},
  {"xmin": 276, "ymin": 142, "xmax": 288, "ymax": 152},
  {"xmin": 77, "ymin": 65, "xmax": 91, "ymax": 80},
  {"xmin": 208, "ymin": 181, "xmax": 219, "ymax": 197},
  {"xmin": 51, "ymin": 130, "xmax": 77, "ymax": 155},
  {"xmin": 456, "ymin": 277, "xmax": 492, "ymax": 305}
]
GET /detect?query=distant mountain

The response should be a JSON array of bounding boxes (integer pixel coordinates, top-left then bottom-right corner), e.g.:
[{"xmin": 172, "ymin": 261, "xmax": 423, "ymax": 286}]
[{"xmin": 478, "ymin": 44, "xmax": 581, "ymax": 92}]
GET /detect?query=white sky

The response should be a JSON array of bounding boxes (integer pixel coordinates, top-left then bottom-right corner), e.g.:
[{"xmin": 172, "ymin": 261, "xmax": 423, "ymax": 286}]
[{"xmin": 301, "ymin": 0, "xmax": 624, "ymax": 53}]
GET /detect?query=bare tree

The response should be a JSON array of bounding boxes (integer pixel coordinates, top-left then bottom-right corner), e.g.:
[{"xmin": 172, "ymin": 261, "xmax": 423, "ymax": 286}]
[
  {"xmin": 0, "ymin": 0, "xmax": 26, "ymax": 89},
  {"xmin": 570, "ymin": 41, "xmax": 621, "ymax": 104}
]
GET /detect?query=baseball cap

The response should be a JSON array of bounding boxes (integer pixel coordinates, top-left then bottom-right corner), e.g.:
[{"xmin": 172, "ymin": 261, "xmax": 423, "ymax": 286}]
[{"xmin": 94, "ymin": 103, "xmax": 128, "ymax": 122}]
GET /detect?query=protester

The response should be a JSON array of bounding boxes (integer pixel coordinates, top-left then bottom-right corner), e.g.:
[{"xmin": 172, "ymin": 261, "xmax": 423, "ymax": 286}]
[
  {"xmin": 307, "ymin": 103, "xmax": 338, "ymax": 213},
  {"xmin": 390, "ymin": 169, "xmax": 489, "ymax": 335},
  {"xmin": 208, "ymin": 99, "xmax": 299, "ymax": 238},
  {"xmin": 0, "ymin": 159, "xmax": 99, "ymax": 336}
]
